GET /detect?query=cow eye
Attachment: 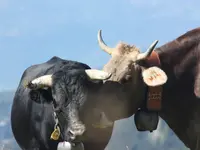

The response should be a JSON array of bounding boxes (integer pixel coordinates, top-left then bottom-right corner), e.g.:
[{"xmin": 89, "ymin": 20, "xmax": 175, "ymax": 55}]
[
  {"xmin": 125, "ymin": 75, "xmax": 132, "ymax": 80},
  {"xmin": 120, "ymin": 74, "xmax": 132, "ymax": 84},
  {"xmin": 120, "ymin": 78, "xmax": 128, "ymax": 84}
]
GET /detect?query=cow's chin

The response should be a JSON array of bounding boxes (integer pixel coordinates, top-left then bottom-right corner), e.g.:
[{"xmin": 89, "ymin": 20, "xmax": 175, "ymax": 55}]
[
  {"xmin": 57, "ymin": 141, "xmax": 84, "ymax": 150},
  {"xmin": 57, "ymin": 141, "xmax": 71, "ymax": 150}
]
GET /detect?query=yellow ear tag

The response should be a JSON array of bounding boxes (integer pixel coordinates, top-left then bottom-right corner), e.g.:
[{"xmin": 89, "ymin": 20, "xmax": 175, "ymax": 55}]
[{"xmin": 50, "ymin": 126, "xmax": 60, "ymax": 140}]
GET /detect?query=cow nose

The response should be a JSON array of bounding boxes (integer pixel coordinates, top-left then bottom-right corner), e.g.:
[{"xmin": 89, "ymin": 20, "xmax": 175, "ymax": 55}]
[
  {"xmin": 66, "ymin": 123, "xmax": 86, "ymax": 141},
  {"xmin": 68, "ymin": 130, "xmax": 76, "ymax": 140}
]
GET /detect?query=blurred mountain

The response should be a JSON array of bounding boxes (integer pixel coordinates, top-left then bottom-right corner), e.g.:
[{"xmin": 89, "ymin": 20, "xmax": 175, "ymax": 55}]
[
  {"xmin": 0, "ymin": 90, "xmax": 20, "ymax": 150},
  {"xmin": 106, "ymin": 117, "xmax": 189, "ymax": 150},
  {"xmin": 0, "ymin": 90, "xmax": 189, "ymax": 150}
]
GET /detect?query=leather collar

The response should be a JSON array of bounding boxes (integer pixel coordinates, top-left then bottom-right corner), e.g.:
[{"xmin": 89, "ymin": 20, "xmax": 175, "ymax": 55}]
[{"xmin": 144, "ymin": 51, "xmax": 163, "ymax": 111}]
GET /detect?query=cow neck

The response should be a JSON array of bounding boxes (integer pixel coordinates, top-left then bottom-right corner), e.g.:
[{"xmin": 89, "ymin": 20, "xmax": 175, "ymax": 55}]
[{"xmin": 144, "ymin": 51, "xmax": 163, "ymax": 111}]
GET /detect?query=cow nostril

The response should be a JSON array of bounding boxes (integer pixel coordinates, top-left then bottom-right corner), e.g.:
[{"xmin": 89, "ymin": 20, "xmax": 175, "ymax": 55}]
[
  {"xmin": 69, "ymin": 130, "xmax": 75, "ymax": 136},
  {"xmin": 68, "ymin": 130, "xmax": 76, "ymax": 140}
]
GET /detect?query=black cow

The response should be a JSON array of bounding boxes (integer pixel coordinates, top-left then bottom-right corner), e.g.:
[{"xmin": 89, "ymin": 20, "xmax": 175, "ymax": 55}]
[
  {"xmin": 98, "ymin": 27, "xmax": 200, "ymax": 150},
  {"xmin": 11, "ymin": 56, "xmax": 119, "ymax": 150}
]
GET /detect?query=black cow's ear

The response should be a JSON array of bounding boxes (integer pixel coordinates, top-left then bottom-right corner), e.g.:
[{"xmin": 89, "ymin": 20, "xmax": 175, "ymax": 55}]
[
  {"xmin": 29, "ymin": 88, "xmax": 53, "ymax": 104},
  {"xmin": 29, "ymin": 90, "xmax": 40, "ymax": 103}
]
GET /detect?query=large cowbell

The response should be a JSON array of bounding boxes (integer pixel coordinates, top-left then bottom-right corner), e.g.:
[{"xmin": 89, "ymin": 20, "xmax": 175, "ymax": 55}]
[{"xmin": 134, "ymin": 108, "xmax": 159, "ymax": 132}]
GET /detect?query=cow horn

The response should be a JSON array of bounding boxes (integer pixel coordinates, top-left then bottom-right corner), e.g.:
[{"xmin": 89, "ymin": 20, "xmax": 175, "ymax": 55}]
[
  {"xmin": 97, "ymin": 30, "xmax": 115, "ymax": 55},
  {"xmin": 85, "ymin": 69, "xmax": 111, "ymax": 80},
  {"xmin": 136, "ymin": 40, "xmax": 159, "ymax": 61},
  {"xmin": 27, "ymin": 75, "xmax": 53, "ymax": 90}
]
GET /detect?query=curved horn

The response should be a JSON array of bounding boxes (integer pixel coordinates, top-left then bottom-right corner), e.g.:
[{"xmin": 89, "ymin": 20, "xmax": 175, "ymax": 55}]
[
  {"xmin": 136, "ymin": 40, "xmax": 159, "ymax": 61},
  {"xmin": 97, "ymin": 30, "xmax": 115, "ymax": 55},
  {"xmin": 85, "ymin": 69, "xmax": 111, "ymax": 80},
  {"xmin": 27, "ymin": 75, "xmax": 53, "ymax": 90}
]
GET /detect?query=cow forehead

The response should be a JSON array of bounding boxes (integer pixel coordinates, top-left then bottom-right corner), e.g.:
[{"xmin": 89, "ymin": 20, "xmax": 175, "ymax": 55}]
[
  {"xmin": 113, "ymin": 42, "xmax": 140, "ymax": 56},
  {"xmin": 103, "ymin": 42, "xmax": 141, "ymax": 80},
  {"xmin": 104, "ymin": 43, "xmax": 140, "ymax": 71}
]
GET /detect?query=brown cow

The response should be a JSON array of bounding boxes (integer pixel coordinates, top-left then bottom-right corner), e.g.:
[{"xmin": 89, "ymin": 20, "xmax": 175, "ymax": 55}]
[{"xmin": 98, "ymin": 27, "xmax": 200, "ymax": 150}]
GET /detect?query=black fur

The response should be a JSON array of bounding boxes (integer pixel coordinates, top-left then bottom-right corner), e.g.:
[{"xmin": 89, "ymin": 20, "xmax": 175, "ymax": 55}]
[
  {"xmin": 11, "ymin": 56, "xmax": 128, "ymax": 150},
  {"xmin": 11, "ymin": 57, "xmax": 97, "ymax": 150}
]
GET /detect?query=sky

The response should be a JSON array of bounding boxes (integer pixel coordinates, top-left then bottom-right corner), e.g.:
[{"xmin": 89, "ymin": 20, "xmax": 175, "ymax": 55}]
[{"xmin": 0, "ymin": 0, "xmax": 200, "ymax": 90}]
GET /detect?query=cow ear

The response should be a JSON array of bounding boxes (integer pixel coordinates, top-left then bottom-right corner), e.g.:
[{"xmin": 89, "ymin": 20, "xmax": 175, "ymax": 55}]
[{"xmin": 142, "ymin": 67, "xmax": 168, "ymax": 86}]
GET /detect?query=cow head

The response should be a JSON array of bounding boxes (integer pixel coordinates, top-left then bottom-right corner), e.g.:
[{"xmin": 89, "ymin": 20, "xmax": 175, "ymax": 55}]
[
  {"xmin": 26, "ymin": 69, "xmax": 111, "ymax": 143},
  {"xmin": 98, "ymin": 30, "xmax": 159, "ymax": 82},
  {"xmin": 98, "ymin": 30, "xmax": 168, "ymax": 132}
]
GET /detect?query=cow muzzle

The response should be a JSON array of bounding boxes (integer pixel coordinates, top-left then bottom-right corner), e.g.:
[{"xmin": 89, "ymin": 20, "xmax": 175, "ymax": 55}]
[
  {"xmin": 51, "ymin": 110, "xmax": 86, "ymax": 142},
  {"xmin": 51, "ymin": 112, "xmax": 85, "ymax": 150},
  {"xmin": 67, "ymin": 122, "xmax": 86, "ymax": 141}
]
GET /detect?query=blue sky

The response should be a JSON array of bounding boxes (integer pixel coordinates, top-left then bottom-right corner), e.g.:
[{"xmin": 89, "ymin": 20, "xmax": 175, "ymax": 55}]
[{"xmin": 0, "ymin": 0, "xmax": 200, "ymax": 90}]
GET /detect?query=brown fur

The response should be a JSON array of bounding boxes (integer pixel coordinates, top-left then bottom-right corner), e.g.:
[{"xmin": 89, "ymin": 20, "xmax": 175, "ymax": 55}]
[
  {"xmin": 155, "ymin": 27, "xmax": 200, "ymax": 149},
  {"xmin": 101, "ymin": 27, "xmax": 200, "ymax": 150}
]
